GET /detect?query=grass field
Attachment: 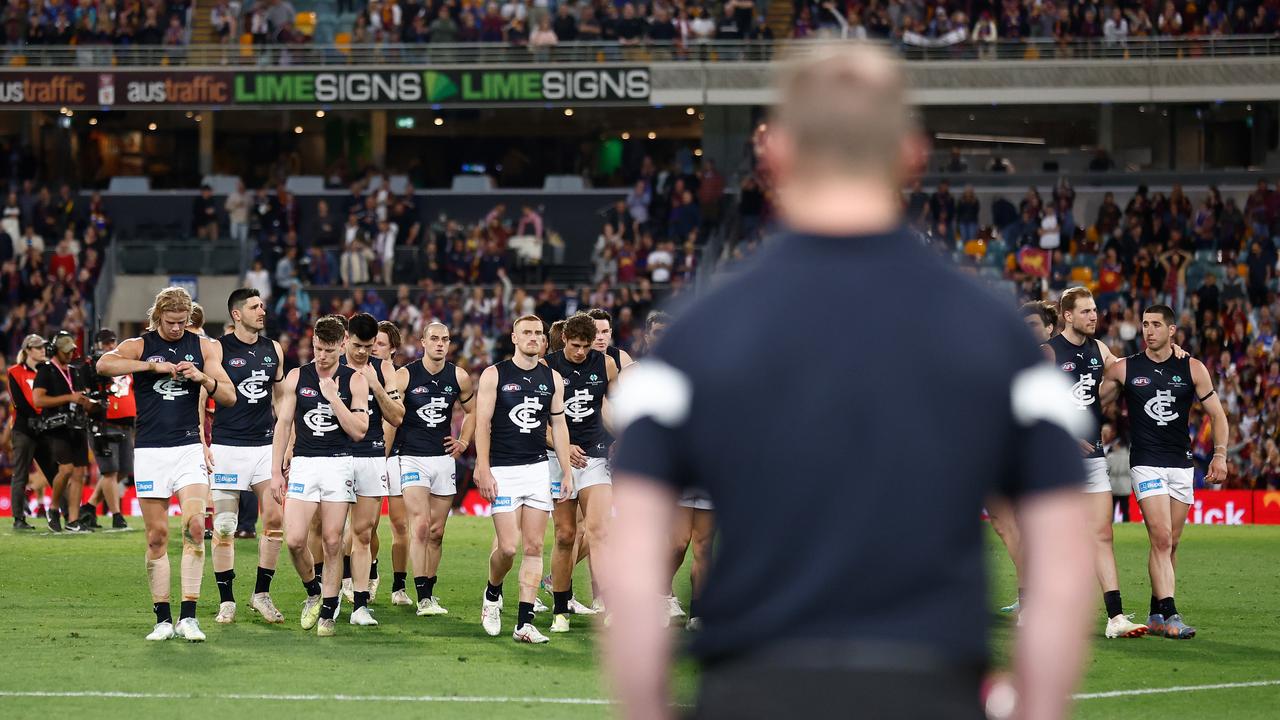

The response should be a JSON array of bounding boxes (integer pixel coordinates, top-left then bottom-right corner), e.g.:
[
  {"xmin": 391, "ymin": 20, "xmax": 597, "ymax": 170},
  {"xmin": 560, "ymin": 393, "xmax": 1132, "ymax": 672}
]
[{"xmin": 1, "ymin": 517, "xmax": 1278, "ymax": 718}]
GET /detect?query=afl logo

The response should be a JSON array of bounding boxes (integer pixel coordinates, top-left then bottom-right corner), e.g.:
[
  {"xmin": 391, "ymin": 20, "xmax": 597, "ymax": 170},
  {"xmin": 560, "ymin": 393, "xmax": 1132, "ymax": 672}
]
[
  {"xmin": 501, "ymin": 383, "xmax": 521, "ymax": 392},
  {"xmin": 411, "ymin": 386, "xmax": 429, "ymax": 394},
  {"xmin": 1060, "ymin": 362, "xmax": 1076, "ymax": 372},
  {"xmin": 229, "ymin": 357, "xmax": 247, "ymax": 368},
  {"xmin": 146, "ymin": 355, "xmax": 166, "ymax": 363},
  {"xmin": 1133, "ymin": 377, "xmax": 1152, "ymax": 387},
  {"xmin": 300, "ymin": 387, "xmax": 319, "ymax": 397}
]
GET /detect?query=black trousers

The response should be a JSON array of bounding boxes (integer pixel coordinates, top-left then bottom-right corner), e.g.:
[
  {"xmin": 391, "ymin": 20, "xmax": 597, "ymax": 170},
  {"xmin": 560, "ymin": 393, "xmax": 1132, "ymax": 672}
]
[
  {"xmin": 695, "ymin": 657, "xmax": 984, "ymax": 720},
  {"xmin": 10, "ymin": 431, "xmax": 37, "ymax": 520}
]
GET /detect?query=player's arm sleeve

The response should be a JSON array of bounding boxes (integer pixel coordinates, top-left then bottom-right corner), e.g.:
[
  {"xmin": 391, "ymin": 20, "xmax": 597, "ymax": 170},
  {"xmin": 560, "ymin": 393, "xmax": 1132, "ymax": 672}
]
[
  {"xmin": 996, "ymin": 348, "xmax": 1089, "ymax": 499},
  {"xmin": 610, "ymin": 359, "xmax": 695, "ymax": 491}
]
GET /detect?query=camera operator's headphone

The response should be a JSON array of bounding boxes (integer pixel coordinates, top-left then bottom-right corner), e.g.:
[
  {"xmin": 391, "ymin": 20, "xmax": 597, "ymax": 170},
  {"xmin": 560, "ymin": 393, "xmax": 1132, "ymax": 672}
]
[{"xmin": 46, "ymin": 331, "xmax": 77, "ymax": 357}]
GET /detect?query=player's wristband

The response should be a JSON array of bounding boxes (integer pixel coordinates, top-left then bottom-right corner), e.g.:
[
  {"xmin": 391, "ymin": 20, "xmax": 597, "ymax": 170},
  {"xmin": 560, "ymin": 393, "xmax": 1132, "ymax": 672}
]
[{"xmin": 550, "ymin": 410, "xmax": 564, "ymax": 416}]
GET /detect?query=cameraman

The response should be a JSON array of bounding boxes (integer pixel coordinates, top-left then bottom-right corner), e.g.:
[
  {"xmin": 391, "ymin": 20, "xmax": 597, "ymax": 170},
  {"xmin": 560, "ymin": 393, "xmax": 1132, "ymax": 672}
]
[
  {"xmin": 83, "ymin": 329, "xmax": 134, "ymax": 530},
  {"xmin": 32, "ymin": 331, "xmax": 97, "ymax": 533},
  {"xmin": 7, "ymin": 334, "xmax": 55, "ymax": 530}
]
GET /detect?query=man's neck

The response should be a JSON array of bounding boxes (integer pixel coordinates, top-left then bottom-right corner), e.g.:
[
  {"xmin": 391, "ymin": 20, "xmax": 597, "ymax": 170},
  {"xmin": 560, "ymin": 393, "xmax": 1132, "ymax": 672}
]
[
  {"xmin": 233, "ymin": 325, "xmax": 260, "ymax": 345},
  {"xmin": 316, "ymin": 361, "xmax": 337, "ymax": 377},
  {"xmin": 25, "ymin": 359, "xmax": 39, "ymax": 371},
  {"xmin": 512, "ymin": 353, "xmax": 539, "ymax": 370},
  {"xmin": 422, "ymin": 356, "xmax": 446, "ymax": 374},
  {"xmin": 346, "ymin": 353, "xmax": 369, "ymax": 369},
  {"xmin": 1145, "ymin": 345, "xmax": 1174, "ymax": 362},
  {"xmin": 1061, "ymin": 328, "xmax": 1090, "ymax": 347},
  {"xmin": 52, "ymin": 356, "xmax": 68, "ymax": 369},
  {"xmin": 777, "ymin": 176, "xmax": 900, "ymax": 237}
]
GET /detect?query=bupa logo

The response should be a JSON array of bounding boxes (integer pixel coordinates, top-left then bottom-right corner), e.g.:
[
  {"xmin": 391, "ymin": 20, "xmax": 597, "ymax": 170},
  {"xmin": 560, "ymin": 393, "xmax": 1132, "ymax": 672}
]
[
  {"xmin": 501, "ymin": 383, "xmax": 521, "ymax": 392},
  {"xmin": 1132, "ymin": 377, "xmax": 1152, "ymax": 387},
  {"xmin": 1138, "ymin": 478, "xmax": 1164, "ymax": 493},
  {"xmin": 213, "ymin": 473, "xmax": 238, "ymax": 486},
  {"xmin": 289, "ymin": 482, "xmax": 305, "ymax": 494},
  {"xmin": 229, "ymin": 357, "xmax": 247, "ymax": 368},
  {"xmin": 300, "ymin": 387, "xmax": 319, "ymax": 397},
  {"xmin": 551, "ymin": 480, "xmax": 562, "ymax": 495},
  {"xmin": 401, "ymin": 471, "xmax": 421, "ymax": 485},
  {"xmin": 238, "ymin": 370, "xmax": 270, "ymax": 404},
  {"xmin": 1144, "ymin": 389, "xmax": 1179, "ymax": 426},
  {"xmin": 416, "ymin": 396, "xmax": 449, "ymax": 427},
  {"xmin": 565, "ymin": 388, "xmax": 595, "ymax": 423},
  {"xmin": 303, "ymin": 402, "xmax": 338, "ymax": 436},
  {"xmin": 1061, "ymin": 362, "xmax": 1076, "ymax": 372},
  {"xmin": 492, "ymin": 496, "xmax": 512, "ymax": 508},
  {"xmin": 136, "ymin": 481, "xmax": 154, "ymax": 492},
  {"xmin": 508, "ymin": 396, "xmax": 543, "ymax": 433},
  {"xmin": 411, "ymin": 386, "xmax": 429, "ymax": 394},
  {"xmin": 153, "ymin": 377, "xmax": 189, "ymax": 401}
]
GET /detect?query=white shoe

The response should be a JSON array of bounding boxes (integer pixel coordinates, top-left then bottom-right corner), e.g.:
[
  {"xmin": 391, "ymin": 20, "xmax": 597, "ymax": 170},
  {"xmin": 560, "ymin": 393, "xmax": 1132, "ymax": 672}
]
[
  {"xmin": 568, "ymin": 597, "xmax": 598, "ymax": 616},
  {"xmin": 391, "ymin": 589, "xmax": 413, "ymax": 606},
  {"xmin": 341, "ymin": 578, "xmax": 354, "ymax": 603},
  {"xmin": 513, "ymin": 623, "xmax": 549, "ymax": 644},
  {"xmin": 416, "ymin": 596, "xmax": 449, "ymax": 616},
  {"xmin": 215, "ymin": 601, "xmax": 236, "ymax": 624},
  {"xmin": 250, "ymin": 592, "xmax": 285, "ymax": 624},
  {"xmin": 349, "ymin": 606, "xmax": 379, "ymax": 626},
  {"xmin": 666, "ymin": 595, "xmax": 686, "ymax": 618},
  {"xmin": 686, "ymin": 617, "xmax": 703, "ymax": 632},
  {"xmin": 532, "ymin": 596, "xmax": 548, "ymax": 613},
  {"xmin": 550, "ymin": 613, "xmax": 571, "ymax": 633},
  {"xmin": 300, "ymin": 596, "xmax": 321, "ymax": 630},
  {"xmin": 481, "ymin": 596, "xmax": 503, "ymax": 636},
  {"xmin": 1105, "ymin": 614, "xmax": 1149, "ymax": 639},
  {"xmin": 146, "ymin": 621, "xmax": 175, "ymax": 641},
  {"xmin": 317, "ymin": 618, "xmax": 336, "ymax": 637},
  {"xmin": 174, "ymin": 617, "xmax": 206, "ymax": 642},
  {"xmin": 369, "ymin": 577, "xmax": 380, "ymax": 603}
]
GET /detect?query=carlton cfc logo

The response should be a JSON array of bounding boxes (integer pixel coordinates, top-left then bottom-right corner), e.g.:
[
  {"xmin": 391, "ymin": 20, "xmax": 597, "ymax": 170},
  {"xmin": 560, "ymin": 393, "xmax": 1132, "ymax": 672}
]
[
  {"xmin": 508, "ymin": 397, "xmax": 543, "ymax": 433},
  {"xmin": 300, "ymin": 387, "xmax": 319, "ymax": 397},
  {"xmin": 229, "ymin": 358, "xmax": 247, "ymax": 368}
]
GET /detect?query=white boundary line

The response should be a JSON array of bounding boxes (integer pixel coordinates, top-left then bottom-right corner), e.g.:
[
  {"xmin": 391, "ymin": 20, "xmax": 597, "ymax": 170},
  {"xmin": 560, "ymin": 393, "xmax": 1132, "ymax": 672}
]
[
  {"xmin": 1074, "ymin": 679, "xmax": 1280, "ymax": 700},
  {"xmin": 0, "ymin": 690, "xmax": 609, "ymax": 705}
]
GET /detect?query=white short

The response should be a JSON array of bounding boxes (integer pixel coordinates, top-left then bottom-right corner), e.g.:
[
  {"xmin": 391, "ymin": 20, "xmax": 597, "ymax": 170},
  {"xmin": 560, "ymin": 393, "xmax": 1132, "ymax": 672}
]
[
  {"xmin": 352, "ymin": 456, "xmax": 389, "ymax": 498},
  {"xmin": 287, "ymin": 455, "xmax": 355, "ymax": 504},
  {"xmin": 400, "ymin": 454, "xmax": 458, "ymax": 496},
  {"xmin": 678, "ymin": 487, "xmax": 714, "ymax": 511},
  {"xmin": 548, "ymin": 453, "xmax": 611, "ymax": 501},
  {"xmin": 209, "ymin": 443, "xmax": 272, "ymax": 492},
  {"xmin": 1131, "ymin": 466, "xmax": 1195, "ymax": 505},
  {"xmin": 135, "ymin": 444, "xmax": 208, "ymax": 500},
  {"xmin": 385, "ymin": 455, "xmax": 403, "ymax": 497},
  {"xmin": 1083, "ymin": 457, "xmax": 1111, "ymax": 494},
  {"xmin": 491, "ymin": 461, "xmax": 552, "ymax": 514}
]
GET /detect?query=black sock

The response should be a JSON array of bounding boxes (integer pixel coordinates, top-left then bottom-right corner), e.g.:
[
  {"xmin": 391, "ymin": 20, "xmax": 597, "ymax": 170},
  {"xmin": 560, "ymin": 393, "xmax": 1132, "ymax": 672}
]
[
  {"xmin": 393, "ymin": 571, "xmax": 407, "ymax": 593},
  {"xmin": 254, "ymin": 567, "xmax": 275, "ymax": 595},
  {"xmin": 553, "ymin": 589, "xmax": 571, "ymax": 615},
  {"xmin": 689, "ymin": 597, "xmax": 700, "ymax": 619},
  {"xmin": 303, "ymin": 577, "xmax": 322, "ymax": 598},
  {"xmin": 313, "ymin": 562, "xmax": 324, "ymax": 583},
  {"xmin": 415, "ymin": 576, "xmax": 431, "ymax": 601},
  {"xmin": 1151, "ymin": 596, "xmax": 1161, "ymax": 616},
  {"xmin": 179, "ymin": 600, "xmax": 197, "ymax": 620},
  {"xmin": 343, "ymin": 555, "xmax": 352, "ymax": 580},
  {"xmin": 1160, "ymin": 597, "xmax": 1178, "ymax": 618},
  {"xmin": 320, "ymin": 596, "xmax": 339, "ymax": 620},
  {"xmin": 370, "ymin": 559, "xmax": 379, "ymax": 580},
  {"xmin": 354, "ymin": 590, "xmax": 370, "ymax": 610},
  {"xmin": 153, "ymin": 601, "xmax": 172, "ymax": 625},
  {"xmin": 425, "ymin": 576, "xmax": 437, "ymax": 599},
  {"xmin": 517, "ymin": 601, "xmax": 534, "ymax": 628},
  {"xmin": 215, "ymin": 570, "xmax": 236, "ymax": 603},
  {"xmin": 485, "ymin": 582, "xmax": 503, "ymax": 602},
  {"xmin": 1103, "ymin": 590, "xmax": 1123, "ymax": 618}
]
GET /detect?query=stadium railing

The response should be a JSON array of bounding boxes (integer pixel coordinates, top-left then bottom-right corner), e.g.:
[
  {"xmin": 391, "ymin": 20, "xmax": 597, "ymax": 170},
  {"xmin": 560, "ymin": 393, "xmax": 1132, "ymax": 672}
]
[{"xmin": 5, "ymin": 35, "xmax": 1280, "ymax": 67}]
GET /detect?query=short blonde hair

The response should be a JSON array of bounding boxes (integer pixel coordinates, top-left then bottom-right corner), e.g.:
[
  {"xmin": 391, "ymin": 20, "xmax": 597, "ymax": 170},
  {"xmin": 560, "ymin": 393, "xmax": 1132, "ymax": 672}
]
[
  {"xmin": 770, "ymin": 43, "xmax": 912, "ymax": 180},
  {"xmin": 188, "ymin": 302, "xmax": 205, "ymax": 331},
  {"xmin": 147, "ymin": 287, "xmax": 193, "ymax": 331}
]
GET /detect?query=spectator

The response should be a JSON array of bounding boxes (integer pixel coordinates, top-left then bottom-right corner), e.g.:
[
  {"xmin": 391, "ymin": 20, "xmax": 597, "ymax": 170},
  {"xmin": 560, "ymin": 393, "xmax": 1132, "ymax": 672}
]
[
  {"xmin": 373, "ymin": 217, "xmax": 398, "ymax": 285},
  {"xmin": 340, "ymin": 237, "xmax": 375, "ymax": 287},
  {"xmin": 956, "ymin": 185, "xmax": 980, "ymax": 243},
  {"xmin": 430, "ymin": 8, "xmax": 459, "ymax": 42},
  {"xmin": 357, "ymin": 288, "xmax": 388, "ymax": 318},
  {"xmin": 191, "ymin": 185, "xmax": 218, "ymax": 239},
  {"xmin": 515, "ymin": 205, "xmax": 543, "ymax": 240},
  {"xmin": 646, "ymin": 239, "xmax": 674, "ymax": 283},
  {"xmin": 929, "ymin": 180, "xmax": 956, "ymax": 243},
  {"xmin": 696, "ymin": 158, "xmax": 724, "ymax": 234},
  {"xmin": 1103, "ymin": 6, "xmax": 1128, "ymax": 45},
  {"xmin": 244, "ymin": 258, "xmax": 272, "ymax": 302}
]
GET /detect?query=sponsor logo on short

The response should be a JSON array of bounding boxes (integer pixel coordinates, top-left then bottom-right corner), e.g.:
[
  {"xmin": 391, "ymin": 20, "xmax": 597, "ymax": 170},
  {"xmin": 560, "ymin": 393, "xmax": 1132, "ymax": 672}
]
[
  {"xmin": 300, "ymin": 387, "xmax": 319, "ymax": 397},
  {"xmin": 402, "ymin": 471, "xmax": 420, "ymax": 485},
  {"xmin": 1061, "ymin": 362, "xmax": 1076, "ymax": 372},
  {"xmin": 1132, "ymin": 377, "xmax": 1152, "ymax": 387},
  {"xmin": 135, "ymin": 481, "xmax": 154, "ymax": 492},
  {"xmin": 229, "ymin": 357, "xmax": 247, "ymax": 368},
  {"xmin": 501, "ymin": 383, "xmax": 521, "ymax": 392},
  {"xmin": 1138, "ymin": 478, "xmax": 1165, "ymax": 493},
  {"xmin": 289, "ymin": 482, "xmax": 305, "ymax": 493},
  {"xmin": 493, "ymin": 496, "xmax": 512, "ymax": 508},
  {"xmin": 551, "ymin": 480, "xmax": 562, "ymax": 495},
  {"xmin": 213, "ymin": 473, "xmax": 238, "ymax": 486}
]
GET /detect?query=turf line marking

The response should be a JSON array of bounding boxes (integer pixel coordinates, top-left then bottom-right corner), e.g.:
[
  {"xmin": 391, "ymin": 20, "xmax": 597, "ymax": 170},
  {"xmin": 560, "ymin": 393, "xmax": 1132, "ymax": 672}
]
[
  {"xmin": 1074, "ymin": 679, "xmax": 1280, "ymax": 700},
  {"xmin": 0, "ymin": 690, "xmax": 610, "ymax": 705}
]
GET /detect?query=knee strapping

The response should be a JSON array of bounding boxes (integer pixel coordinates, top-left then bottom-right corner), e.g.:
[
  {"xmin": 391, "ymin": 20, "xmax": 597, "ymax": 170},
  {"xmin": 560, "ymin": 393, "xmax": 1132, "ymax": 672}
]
[
  {"xmin": 213, "ymin": 511, "xmax": 238, "ymax": 541},
  {"xmin": 146, "ymin": 554, "xmax": 171, "ymax": 602}
]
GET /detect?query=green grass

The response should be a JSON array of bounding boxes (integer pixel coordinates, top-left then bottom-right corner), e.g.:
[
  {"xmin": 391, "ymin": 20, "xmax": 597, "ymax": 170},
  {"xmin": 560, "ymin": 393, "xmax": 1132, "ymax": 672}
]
[{"xmin": 1, "ymin": 518, "xmax": 1278, "ymax": 718}]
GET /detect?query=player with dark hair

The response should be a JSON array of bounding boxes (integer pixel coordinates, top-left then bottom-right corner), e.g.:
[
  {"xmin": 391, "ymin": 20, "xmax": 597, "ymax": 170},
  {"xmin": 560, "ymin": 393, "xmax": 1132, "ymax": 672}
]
[{"xmin": 586, "ymin": 308, "xmax": 634, "ymax": 370}]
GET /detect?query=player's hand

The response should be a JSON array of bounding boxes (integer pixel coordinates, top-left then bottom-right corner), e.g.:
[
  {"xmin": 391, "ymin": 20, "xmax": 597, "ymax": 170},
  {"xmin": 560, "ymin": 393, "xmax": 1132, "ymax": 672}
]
[
  {"xmin": 203, "ymin": 445, "xmax": 215, "ymax": 473},
  {"xmin": 443, "ymin": 436, "xmax": 468, "ymax": 459},
  {"xmin": 558, "ymin": 465, "xmax": 575, "ymax": 503},
  {"xmin": 175, "ymin": 361, "xmax": 206, "ymax": 384},
  {"xmin": 318, "ymin": 377, "xmax": 341, "ymax": 402},
  {"xmin": 474, "ymin": 466, "xmax": 497, "ymax": 502},
  {"xmin": 1078, "ymin": 440, "xmax": 1096, "ymax": 456},
  {"xmin": 151, "ymin": 361, "xmax": 178, "ymax": 377},
  {"xmin": 569, "ymin": 444, "xmax": 589, "ymax": 469},
  {"xmin": 270, "ymin": 475, "xmax": 286, "ymax": 505},
  {"xmin": 282, "ymin": 452, "xmax": 292, "ymax": 480},
  {"xmin": 1171, "ymin": 343, "xmax": 1189, "ymax": 360},
  {"xmin": 358, "ymin": 363, "xmax": 383, "ymax": 391},
  {"xmin": 1207, "ymin": 455, "xmax": 1228, "ymax": 483}
]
